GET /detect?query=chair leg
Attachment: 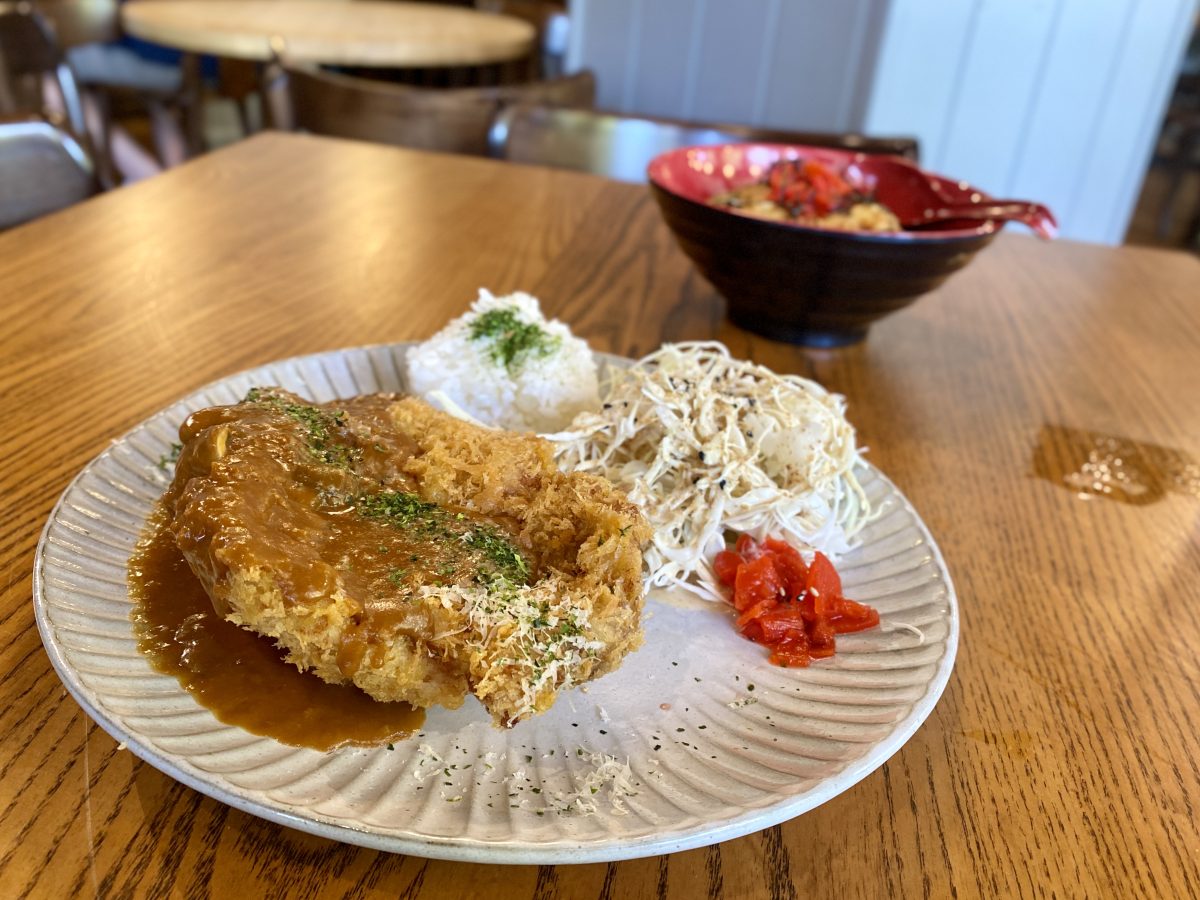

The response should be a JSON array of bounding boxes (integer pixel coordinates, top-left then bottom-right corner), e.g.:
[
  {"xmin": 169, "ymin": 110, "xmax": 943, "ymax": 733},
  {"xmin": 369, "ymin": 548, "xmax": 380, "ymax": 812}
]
[
  {"xmin": 179, "ymin": 53, "xmax": 206, "ymax": 156},
  {"xmin": 148, "ymin": 99, "xmax": 187, "ymax": 168},
  {"xmin": 89, "ymin": 88, "xmax": 118, "ymax": 189},
  {"xmin": 44, "ymin": 76, "xmax": 115, "ymax": 188},
  {"xmin": 0, "ymin": 66, "xmax": 19, "ymax": 115},
  {"xmin": 261, "ymin": 59, "xmax": 291, "ymax": 130},
  {"xmin": 235, "ymin": 96, "xmax": 254, "ymax": 135},
  {"xmin": 215, "ymin": 57, "xmax": 260, "ymax": 135},
  {"xmin": 85, "ymin": 93, "xmax": 164, "ymax": 185}
]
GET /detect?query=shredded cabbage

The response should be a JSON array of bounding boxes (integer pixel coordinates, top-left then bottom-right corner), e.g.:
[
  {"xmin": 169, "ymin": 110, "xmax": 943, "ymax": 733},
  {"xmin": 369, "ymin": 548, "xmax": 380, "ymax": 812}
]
[{"xmin": 549, "ymin": 342, "xmax": 870, "ymax": 601}]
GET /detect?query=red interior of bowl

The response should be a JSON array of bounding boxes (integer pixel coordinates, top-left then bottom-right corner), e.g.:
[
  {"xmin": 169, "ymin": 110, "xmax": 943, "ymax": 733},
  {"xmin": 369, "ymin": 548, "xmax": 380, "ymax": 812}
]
[{"xmin": 647, "ymin": 144, "xmax": 998, "ymax": 240}]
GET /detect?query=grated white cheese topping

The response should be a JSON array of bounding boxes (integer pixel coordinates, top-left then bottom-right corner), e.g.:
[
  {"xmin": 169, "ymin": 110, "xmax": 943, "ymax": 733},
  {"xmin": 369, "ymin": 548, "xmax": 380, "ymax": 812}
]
[
  {"xmin": 543, "ymin": 752, "xmax": 639, "ymax": 816},
  {"xmin": 411, "ymin": 743, "xmax": 445, "ymax": 781},
  {"xmin": 410, "ymin": 742, "xmax": 639, "ymax": 817},
  {"xmin": 727, "ymin": 697, "xmax": 759, "ymax": 709},
  {"xmin": 419, "ymin": 576, "xmax": 605, "ymax": 726},
  {"xmin": 550, "ymin": 342, "xmax": 870, "ymax": 600}
]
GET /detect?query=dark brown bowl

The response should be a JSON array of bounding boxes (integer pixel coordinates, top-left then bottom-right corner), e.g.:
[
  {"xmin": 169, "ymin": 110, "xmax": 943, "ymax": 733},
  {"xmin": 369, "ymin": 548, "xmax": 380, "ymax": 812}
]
[{"xmin": 648, "ymin": 144, "xmax": 1002, "ymax": 347}]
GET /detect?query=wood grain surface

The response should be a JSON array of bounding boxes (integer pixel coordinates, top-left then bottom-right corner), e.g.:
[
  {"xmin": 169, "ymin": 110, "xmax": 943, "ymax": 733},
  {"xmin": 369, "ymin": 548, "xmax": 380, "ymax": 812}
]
[
  {"xmin": 2, "ymin": 132, "xmax": 1198, "ymax": 899},
  {"xmin": 121, "ymin": 0, "xmax": 536, "ymax": 65}
]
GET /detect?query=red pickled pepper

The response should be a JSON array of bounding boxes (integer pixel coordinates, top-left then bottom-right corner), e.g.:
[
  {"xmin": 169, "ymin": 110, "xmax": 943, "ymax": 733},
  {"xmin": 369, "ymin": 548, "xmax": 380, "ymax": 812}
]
[
  {"xmin": 766, "ymin": 159, "xmax": 854, "ymax": 218},
  {"xmin": 714, "ymin": 535, "xmax": 880, "ymax": 667}
]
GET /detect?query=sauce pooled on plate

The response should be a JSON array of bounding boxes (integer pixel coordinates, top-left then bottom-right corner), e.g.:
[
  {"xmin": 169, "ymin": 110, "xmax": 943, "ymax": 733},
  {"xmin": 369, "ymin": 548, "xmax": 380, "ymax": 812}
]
[{"xmin": 129, "ymin": 508, "xmax": 425, "ymax": 751}]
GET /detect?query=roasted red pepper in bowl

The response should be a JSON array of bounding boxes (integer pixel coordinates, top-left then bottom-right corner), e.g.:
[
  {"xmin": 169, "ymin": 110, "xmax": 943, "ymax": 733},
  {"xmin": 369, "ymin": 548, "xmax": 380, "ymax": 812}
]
[{"xmin": 766, "ymin": 159, "xmax": 855, "ymax": 218}]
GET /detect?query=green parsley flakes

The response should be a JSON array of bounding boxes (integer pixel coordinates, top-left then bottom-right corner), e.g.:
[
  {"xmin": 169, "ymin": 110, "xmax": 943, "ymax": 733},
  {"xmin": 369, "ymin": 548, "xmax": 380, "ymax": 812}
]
[
  {"xmin": 468, "ymin": 307, "xmax": 560, "ymax": 373},
  {"xmin": 243, "ymin": 388, "xmax": 361, "ymax": 469},
  {"xmin": 357, "ymin": 490, "xmax": 530, "ymax": 586}
]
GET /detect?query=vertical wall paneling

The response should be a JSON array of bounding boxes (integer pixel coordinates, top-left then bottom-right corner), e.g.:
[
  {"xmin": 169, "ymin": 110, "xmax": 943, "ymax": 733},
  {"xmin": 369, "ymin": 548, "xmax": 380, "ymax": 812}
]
[
  {"xmin": 1067, "ymin": 0, "xmax": 1197, "ymax": 243},
  {"xmin": 618, "ymin": 0, "xmax": 646, "ymax": 111},
  {"xmin": 1004, "ymin": 0, "xmax": 1134, "ymax": 241},
  {"xmin": 679, "ymin": 0, "xmax": 709, "ymax": 120},
  {"xmin": 570, "ymin": 0, "xmax": 1198, "ymax": 241},
  {"xmin": 759, "ymin": 0, "xmax": 880, "ymax": 132},
  {"xmin": 750, "ymin": 0, "xmax": 784, "ymax": 123},
  {"xmin": 571, "ymin": 0, "xmax": 880, "ymax": 132},
  {"xmin": 564, "ymin": 0, "xmax": 584, "ymax": 78},
  {"xmin": 567, "ymin": 0, "xmax": 639, "ymax": 110},
  {"xmin": 686, "ymin": 0, "xmax": 777, "ymax": 124},
  {"xmin": 862, "ymin": 0, "xmax": 1198, "ymax": 243},
  {"xmin": 834, "ymin": 0, "xmax": 880, "ymax": 132},
  {"xmin": 625, "ymin": 0, "xmax": 700, "ymax": 118},
  {"xmin": 843, "ymin": 0, "xmax": 892, "ymax": 134},
  {"xmin": 860, "ymin": 0, "xmax": 980, "ymax": 160},
  {"xmin": 935, "ymin": 0, "xmax": 1060, "ymax": 193}
]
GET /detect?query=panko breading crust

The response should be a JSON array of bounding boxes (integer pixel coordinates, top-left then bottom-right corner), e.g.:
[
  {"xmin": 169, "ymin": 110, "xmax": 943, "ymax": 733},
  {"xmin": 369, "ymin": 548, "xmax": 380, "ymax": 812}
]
[{"xmin": 169, "ymin": 391, "xmax": 649, "ymax": 727}]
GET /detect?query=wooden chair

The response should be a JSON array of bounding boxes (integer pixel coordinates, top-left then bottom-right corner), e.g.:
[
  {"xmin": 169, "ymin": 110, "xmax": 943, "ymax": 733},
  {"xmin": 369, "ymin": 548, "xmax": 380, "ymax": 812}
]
[
  {"xmin": 32, "ymin": 0, "xmax": 201, "ymax": 164},
  {"xmin": 488, "ymin": 106, "xmax": 920, "ymax": 183},
  {"xmin": 0, "ymin": 3, "xmax": 87, "ymax": 139},
  {"xmin": 30, "ymin": 0, "xmax": 119, "ymax": 48},
  {"xmin": 0, "ymin": 117, "xmax": 95, "ymax": 228},
  {"xmin": 286, "ymin": 65, "xmax": 595, "ymax": 156}
]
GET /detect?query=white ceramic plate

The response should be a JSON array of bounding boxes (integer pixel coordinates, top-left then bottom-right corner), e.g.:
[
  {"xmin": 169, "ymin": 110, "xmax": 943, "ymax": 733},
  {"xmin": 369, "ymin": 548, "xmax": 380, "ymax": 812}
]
[{"xmin": 34, "ymin": 343, "xmax": 957, "ymax": 864}]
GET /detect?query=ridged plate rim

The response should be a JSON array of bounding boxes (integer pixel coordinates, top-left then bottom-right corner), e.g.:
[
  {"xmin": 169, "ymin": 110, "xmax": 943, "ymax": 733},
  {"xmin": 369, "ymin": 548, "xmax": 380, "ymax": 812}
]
[{"xmin": 33, "ymin": 341, "xmax": 958, "ymax": 864}]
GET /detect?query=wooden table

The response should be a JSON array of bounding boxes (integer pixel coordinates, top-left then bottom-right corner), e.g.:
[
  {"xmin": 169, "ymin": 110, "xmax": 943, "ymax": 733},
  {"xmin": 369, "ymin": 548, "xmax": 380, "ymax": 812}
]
[
  {"xmin": 2, "ymin": 133, "xmax": 1198, "ymax": 898},
  {"xmin": 121, "ymin": 0, "xmax": 536, "ymax": 66}
]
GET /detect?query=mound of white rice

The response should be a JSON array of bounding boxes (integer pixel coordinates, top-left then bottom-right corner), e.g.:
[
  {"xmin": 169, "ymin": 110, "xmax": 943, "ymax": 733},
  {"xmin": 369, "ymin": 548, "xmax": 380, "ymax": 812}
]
[{"xmin": 406, "ymin": 290, "xmax": 599, "ymax": 433}]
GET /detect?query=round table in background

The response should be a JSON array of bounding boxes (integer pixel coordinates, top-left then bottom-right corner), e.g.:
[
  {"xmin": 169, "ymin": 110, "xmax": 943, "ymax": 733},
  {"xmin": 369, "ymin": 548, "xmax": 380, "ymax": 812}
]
[
  {"xmin": 119, "ymin": 0, "xmax": 537, "ymax": 151},
  {"xmin": 120, "ymin": 0, "xmax": 537, "ymax": 67}
]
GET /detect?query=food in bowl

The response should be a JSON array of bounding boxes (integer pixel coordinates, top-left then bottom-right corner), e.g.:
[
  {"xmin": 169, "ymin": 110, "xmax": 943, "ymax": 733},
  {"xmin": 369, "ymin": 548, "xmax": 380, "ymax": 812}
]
[
  {"xmin": 157, "ymin": 387, "xmax": 650, "ymax": 728},
  {"xmin": 647, "ymin": 143, "xmax": 1004, "ymax": 346},
  {"xmin": 709, "ymin": 158, "xmax": 900, "ymax": 232}
]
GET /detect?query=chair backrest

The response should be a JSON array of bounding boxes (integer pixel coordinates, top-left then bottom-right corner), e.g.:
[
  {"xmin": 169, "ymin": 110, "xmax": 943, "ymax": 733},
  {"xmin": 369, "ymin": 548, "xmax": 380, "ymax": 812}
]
[
  {"xmin": 0, "ymin": 117, "xmax": 95, "ymax": 229},
  {"xmin": 0, "ymin": 2, "xmax": 58, "ymax": 72},
  {"xmin": 0, "ymin": 3, "xmax": 86, "ymax": 137},
  {"xmin": 28, "ymin": 0, "xmax": 120, "ymax": 49},
  {"xmin": 286, "ymin": 65, "xmax": 594, "ymax": 156},
  {"xmin": 489, "ymin": 106, "xmax": 920, "ymax": 183}
]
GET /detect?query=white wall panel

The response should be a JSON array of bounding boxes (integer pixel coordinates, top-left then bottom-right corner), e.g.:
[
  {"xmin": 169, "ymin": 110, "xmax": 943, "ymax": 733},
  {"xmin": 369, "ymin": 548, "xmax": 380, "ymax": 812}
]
[
  {"xmin": 626, "ymin": 0, "xmax": 700, "ymax": 118},
  {"xmin": 687, "ymin": 0, "xmax": 777, "ymax": 123},
  {"xmin": 863, "ymin": 0, "xmax": 1198, "ymax": 243},
  {"xmin": 1005, "ymin": 0, "xmax": 1132, "ymax": 237},
  {"xmin": 570, "ymin": 0, "xmax": 639, "ymax": 110},
  {"xmin": 569, "ymin": 0, "xmax": 883, "ymax": 131},
  {"xmin": 761, "ymin": 0, "xmax": 883, "ymax": 132},
  {"xmin": 936, "ymin": 0, "xmax": 1059, "ymax": 192},
  {"xmin": 859, "ymin": 0, "xmax": 978, "ymax": 158},
  {"xmin": 1066, "ymin": 0, "xmax": 1197, "ymax": 243}
]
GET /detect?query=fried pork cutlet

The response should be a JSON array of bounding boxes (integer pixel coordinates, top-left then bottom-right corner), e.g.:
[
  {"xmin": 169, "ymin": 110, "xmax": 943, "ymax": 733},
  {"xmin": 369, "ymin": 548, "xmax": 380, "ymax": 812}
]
[{"xmin": 167, "ymin": 389, "xmax": 650, "ymax": 727}]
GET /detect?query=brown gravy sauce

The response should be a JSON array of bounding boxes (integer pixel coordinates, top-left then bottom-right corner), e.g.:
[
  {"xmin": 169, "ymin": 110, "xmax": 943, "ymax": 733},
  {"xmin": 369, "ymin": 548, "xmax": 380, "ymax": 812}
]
[{"xmin": 129, "ymin": 508, "xmax": 424, "ymax": 751}]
